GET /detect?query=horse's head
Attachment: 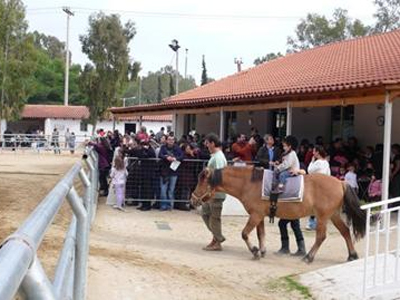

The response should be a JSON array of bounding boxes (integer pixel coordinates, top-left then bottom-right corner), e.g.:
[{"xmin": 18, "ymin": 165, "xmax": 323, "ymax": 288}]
[{"xmin": 190, "ymin": 168, "xmax": 215, "ymax": 207}]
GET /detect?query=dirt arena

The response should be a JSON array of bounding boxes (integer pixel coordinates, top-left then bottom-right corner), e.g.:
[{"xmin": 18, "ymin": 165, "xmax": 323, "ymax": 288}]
[{"xmin": 0, "ymin": 154, "xmax": 365, "ymax": 299}]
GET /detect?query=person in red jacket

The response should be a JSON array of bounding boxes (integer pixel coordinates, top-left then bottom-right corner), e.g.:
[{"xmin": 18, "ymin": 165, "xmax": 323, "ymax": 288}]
[{"xmin": 231, "ymin": 134, "xmax": 256, "ymax": 162}]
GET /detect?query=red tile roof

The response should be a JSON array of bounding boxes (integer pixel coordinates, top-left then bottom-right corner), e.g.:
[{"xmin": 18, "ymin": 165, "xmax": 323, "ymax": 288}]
[
  {"xmin": 22, "ymin": 104, "xmax": 171, "ymax": 122},
  {"xmin": 110, "ymin": 29, "xmax": 400, "ymax": 114},
  {"xmin": 22, "ymin": 105, "xmax": 90, "ymax": 119}
]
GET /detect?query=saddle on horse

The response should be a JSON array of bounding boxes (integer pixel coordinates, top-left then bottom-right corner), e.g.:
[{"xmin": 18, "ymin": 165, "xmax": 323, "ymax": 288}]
[{"xmin": 261, "ymin": 170, "xmax": 304, "ymax": 223}]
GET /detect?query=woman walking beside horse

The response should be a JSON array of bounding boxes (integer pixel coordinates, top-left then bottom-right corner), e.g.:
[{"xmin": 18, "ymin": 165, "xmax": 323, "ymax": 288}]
[{"xmin": 191, "ymin": 155, "xmax": 366, "ymax": 262}]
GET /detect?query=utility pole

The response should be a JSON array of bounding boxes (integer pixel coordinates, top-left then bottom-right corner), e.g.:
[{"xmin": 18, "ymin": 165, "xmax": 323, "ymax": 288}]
[
  {"xmin": 1, "ymin": 32, "xmax": 9, "ymax": 122},
  {"xmin": 184, "ymin": 48, "xmax": 188, "ymax": 79},
  {"xmin": 169, "ymin": 39, "xmax": 180, "ymax": 94},
  {"xmin": 234, "ymin": 57, "xmax": 243, "ymax": 72},
  {"xmin": 138, "ymin": 77, "xmax": 142, "ymax": 105},
  {"xmin": 63, "ymin": 7, "xmax": 74, "ymax": 106}
]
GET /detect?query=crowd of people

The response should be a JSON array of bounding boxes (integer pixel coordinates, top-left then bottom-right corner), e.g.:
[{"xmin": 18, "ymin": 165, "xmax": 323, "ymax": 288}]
[
  {"xmin": 88, "ymin": 125, "xmax": 400, "ymax": 215},
  {"xmin": 87, "ymin": 125, "xmax": 400, "ymax": 255}
]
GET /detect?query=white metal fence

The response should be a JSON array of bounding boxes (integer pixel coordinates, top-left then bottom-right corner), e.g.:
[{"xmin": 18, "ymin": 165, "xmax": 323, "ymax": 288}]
[
  {"xmin": 361, "ymin": 197, "xmax": 400, "ymax": 298},
  {"xmin": 1, "ymin": 133, "xmax": 93, "ymax": 153},
  {"xmin": 0, "ymin": 148, "xmax": 99, "ymax": 300}
]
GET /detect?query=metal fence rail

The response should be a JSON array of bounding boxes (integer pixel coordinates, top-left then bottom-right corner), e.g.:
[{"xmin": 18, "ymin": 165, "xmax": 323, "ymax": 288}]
[
  {"xmin": 361, "ymin": 197, "xmax": 400, "ymax": 298},
  {"xmin": 0, "ymin": 148, "xmax": 99, "ymax": 300},
  {"xmin": 1, "ymin": 133, "xmax": 93, "ymax": 153}
]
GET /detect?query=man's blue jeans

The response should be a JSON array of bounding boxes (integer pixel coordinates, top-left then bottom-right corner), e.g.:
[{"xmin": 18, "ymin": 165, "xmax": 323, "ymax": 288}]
[{"xmin": 160, "ymin": 175, "xmax": 178, "ymax": 209}]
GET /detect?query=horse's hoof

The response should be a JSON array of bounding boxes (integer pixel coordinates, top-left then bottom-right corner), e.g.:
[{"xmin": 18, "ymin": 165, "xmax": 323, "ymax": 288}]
[
  {"xmin": 347, "ymin": 252, "xmax": 359, "ymax": 261},
  {"xmin": 260, "ymin": 250, "xmax": 267, "ymax": 258},
  {"xmin": 251, "ymin": 246, "xmax": 259, "ymax": 253},
  {"xmin": 251, "ymin": 246, "xmax": 260, "ymax": 259},
  {"xmin": 302, "ymin": 254, "xmax": 314, "ymax": 264}
]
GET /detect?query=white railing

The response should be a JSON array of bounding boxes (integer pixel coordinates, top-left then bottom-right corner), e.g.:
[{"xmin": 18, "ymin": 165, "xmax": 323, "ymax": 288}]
[
  {"xmin": 361, "ymin": 197, "xmax": 400, "ymax": 298},
  {"xmin": 0, "ymin": 148, "xmax": 99, "ymax": 300},
  {"xmin": 1, "ymin": 133, "xmax": 93, "ymax": 153}
]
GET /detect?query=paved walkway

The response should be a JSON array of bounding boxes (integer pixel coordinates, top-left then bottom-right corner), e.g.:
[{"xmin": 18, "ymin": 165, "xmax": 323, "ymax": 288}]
[{"xmin": 299, "ymin": 254, "xmax": 400, "ymax": 300}]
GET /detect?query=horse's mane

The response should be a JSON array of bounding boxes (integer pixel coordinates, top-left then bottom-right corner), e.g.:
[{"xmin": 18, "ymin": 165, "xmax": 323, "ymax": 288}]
[
  {"xmin": 209, "ymin": 168, "xmax": 223, "ymax": 188},
  {"xmin": 198, "ymin": 168, "xmax": 223, "ymax": 188}
]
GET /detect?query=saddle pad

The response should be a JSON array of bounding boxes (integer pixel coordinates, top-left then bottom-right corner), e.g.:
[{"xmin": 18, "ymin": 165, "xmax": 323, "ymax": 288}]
[{"xmin": 261, "ymin": 170, "xmax": 304, "ymax": 202}]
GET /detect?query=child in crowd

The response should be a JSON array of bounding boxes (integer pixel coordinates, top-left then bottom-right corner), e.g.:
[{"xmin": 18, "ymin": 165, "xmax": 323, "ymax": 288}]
[
  {"xmin": 336, "ymin": 166, "xmax": 346, "ymax": 181},
  {"xmin": 110, "ymin": 155, "xmax": 128, "ymax": 211},
  {"xmin": 274, "ymin": 136, "xmax": 300, "ymax": 193},
  {"xmin": 345, "ymin": 163, "xmax": 358, "ymax": 193}
]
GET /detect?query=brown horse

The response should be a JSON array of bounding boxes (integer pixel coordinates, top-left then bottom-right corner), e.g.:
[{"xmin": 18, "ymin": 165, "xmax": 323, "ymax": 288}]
[{"xmin": 191, "ymin": 166, "xmax": 366, "ymax": 262}]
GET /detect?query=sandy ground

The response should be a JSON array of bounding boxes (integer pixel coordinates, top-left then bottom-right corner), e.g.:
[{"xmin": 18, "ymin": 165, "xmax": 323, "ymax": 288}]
[
  {"xmin": 0, "ymin": 153, "xmax": 79, "ymax": 279},
  {"xmin": 87, "ymin": 199, "xmax": 364, "ymax": 300},
  {"xmin": 0, "ymin": 153, "xmax": 365, "ymax": 300}
]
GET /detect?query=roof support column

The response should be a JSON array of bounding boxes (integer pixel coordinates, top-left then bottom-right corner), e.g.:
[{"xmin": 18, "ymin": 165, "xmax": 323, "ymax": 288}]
[
  {"xmin": 172, "ymin": 112, "xmax": 177, "ymax": 135},
  {"xmin": 382, "ymin": 91, "xmax": 392, "ymax": 207},
  {"xmin": 219, "ymin": 108, "xmax": 224, "ymax": 142},
  {"xmin": 139, "ymin": 115, "xmax": 143, "ymax": 128},
  {"xmin": 286, "ymin": 102, "xmax": 292, "ymax": 136},
  {"xmin": 112, "ymin": 116, "xmax": 116, "ymax": 131}
]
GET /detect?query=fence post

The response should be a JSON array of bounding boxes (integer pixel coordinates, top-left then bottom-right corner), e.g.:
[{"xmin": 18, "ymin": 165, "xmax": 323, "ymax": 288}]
[
  {"xmin": 79, "ymin": 168, "xmax": 91, "ymax": 212},
  {"xmin": 89, "ymin": 151, "xmax": 99, "ymax": 222},
  {"xmin": 19, "ymin": 255, "xmax": 56, "ymax": 300},
  {"xmin": 53, "ymin": 217, "xmax": 77, "ymax": 299},
  {"xmin": 67, "ymin": 187, "xmax": 89, "ymax": 300}
]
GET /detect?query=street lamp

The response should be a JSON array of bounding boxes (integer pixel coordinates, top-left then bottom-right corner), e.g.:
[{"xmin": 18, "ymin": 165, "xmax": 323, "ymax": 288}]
[
  {"xmin": 62, "ymin": 7, "xmax": 74, "ymax": 106},
  {"xmin": 169, "ymin": 39, "xmax": 180, "ymax": 94}
]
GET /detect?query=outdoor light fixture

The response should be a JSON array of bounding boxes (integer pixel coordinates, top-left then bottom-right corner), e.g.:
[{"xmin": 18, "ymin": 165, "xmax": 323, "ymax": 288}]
[
  {"xmin": 169, "ymin": 39, "xmax": 180, "ymax": 52},
  {"xmin": 169, "ymin": 39, "xmax": 181, "ymax": 94}
]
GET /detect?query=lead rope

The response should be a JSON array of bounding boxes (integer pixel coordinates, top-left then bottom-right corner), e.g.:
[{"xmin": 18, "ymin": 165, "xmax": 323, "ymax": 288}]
[{"xmin": 269, "ymin": 192, "xmax": 279, "ymax": 223}]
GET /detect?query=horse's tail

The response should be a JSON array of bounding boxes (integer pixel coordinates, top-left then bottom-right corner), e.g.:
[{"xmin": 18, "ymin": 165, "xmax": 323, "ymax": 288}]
[{"xmin": 342, "ymin": 182, "xmax": 366, "ymax": 240}]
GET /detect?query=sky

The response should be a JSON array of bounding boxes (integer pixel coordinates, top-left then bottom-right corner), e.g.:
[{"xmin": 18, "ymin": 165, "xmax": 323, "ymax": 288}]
[{"xmin": 24, "ymin": 0, "xmax": 377, "ymax": 84}]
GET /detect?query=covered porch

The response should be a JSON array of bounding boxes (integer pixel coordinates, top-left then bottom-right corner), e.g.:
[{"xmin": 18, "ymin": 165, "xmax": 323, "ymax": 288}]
[{"xmin": 110, "ymin": 30, "xmax": 400, "ymax": 206}]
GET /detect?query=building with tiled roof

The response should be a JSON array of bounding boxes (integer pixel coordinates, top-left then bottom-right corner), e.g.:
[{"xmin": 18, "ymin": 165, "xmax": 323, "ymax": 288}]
[
  {"xmin": 22, "ymin": 105, "xmax": 90, "ymax": 119},
  {"xmin": 2, "ymin": 104, "xmax": 171, "ymax": 138},
  {"xmin": 110, "ymin": 30, "xmax": 400, "ymax": 147}
]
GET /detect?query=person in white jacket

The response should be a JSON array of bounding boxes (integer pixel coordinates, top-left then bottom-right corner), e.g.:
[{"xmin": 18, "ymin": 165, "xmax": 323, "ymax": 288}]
[
  {"xmin": 274, "ymin": 136, "xmax": 300, "ymax": 193},
  {"xmin": 306, "ymin": 145, "xmax": 331, "ymax": 230}
]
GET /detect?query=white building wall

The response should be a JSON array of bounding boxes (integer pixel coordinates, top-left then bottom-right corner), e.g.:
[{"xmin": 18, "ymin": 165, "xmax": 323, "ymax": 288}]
[
  {"xmin": 47, "ymin": 119, "xmax": 171, "ymax": 138},
  {"xmin": 292, "ymin": 107, "xmax": 332, "ymax": 143},
  {"xmin": 44, "ymin": 118, "xmax": 52, "ymax": 135},
  {"xmin": 1, "ymin": 119, "xmax": 6, "ymax": 134},
  {"xmin": 354, "ymin": 101, "xmax": 400, "ymax": 147}
]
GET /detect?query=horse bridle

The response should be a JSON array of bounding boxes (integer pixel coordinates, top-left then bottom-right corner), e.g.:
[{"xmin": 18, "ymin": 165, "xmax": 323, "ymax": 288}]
[{"xmin": 191, "ymin": 186, "xmax": 213, "ymax": 204}]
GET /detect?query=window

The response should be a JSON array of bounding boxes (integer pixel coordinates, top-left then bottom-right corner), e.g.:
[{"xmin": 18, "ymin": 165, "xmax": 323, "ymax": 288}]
[
  {"xmin": 224, "ymin": 111, "xmax": 237, "ymax": 141},
  {"xmin": 331, "ymin": 105, "xmax": 354, "ymax": 139},
  {"xmin": 80, "ymin": 120, "xmax": 88, "ymax": 132},
  {"xmin": 184, "ymin": 114, "xmax": 197, "ymax": 135},
  {"xmin": 272, "ymin": 109, "xmax": 286, "ymax": 138}
]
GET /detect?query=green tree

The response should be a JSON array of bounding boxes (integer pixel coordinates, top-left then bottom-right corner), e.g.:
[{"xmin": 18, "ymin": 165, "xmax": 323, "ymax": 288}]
[
  {"xmin": 157, "ymin": 75, "xmax": 162, "ymax": 102},
  {"xmin": 373, "ymin": 0, "xmax": 400, "ymax": 32},
  {"xmin": 32, "ymin": 31, "xmax": 66, "ymax": 60},
  {"xmin": 169, "ymin": 73, "xmax": 175, "ymax": 96},
  {"xmin": 125, "ymin": 65, "xmax": 196, "ymax": 104},
  {"xmin": 287, "ymin": 8, "xmax": 370, "ymax": 52},
  {"xmin": 254, "ymin": 52, "xmax": 283, "ymax": 65},
  {"xmin": 201, "ymin": 55, "xmax": 208, "ymax": 85},
  {"xmin": 79, "ymin": 12, "xmax": 136, "ymax": 130},
  {"xmin": 0, "ymin": 0, "xmax": 37, "ymax": 122},
  {"xmin": 27, "ymin": 46, "xmax": 83, "ymax": 105}
]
